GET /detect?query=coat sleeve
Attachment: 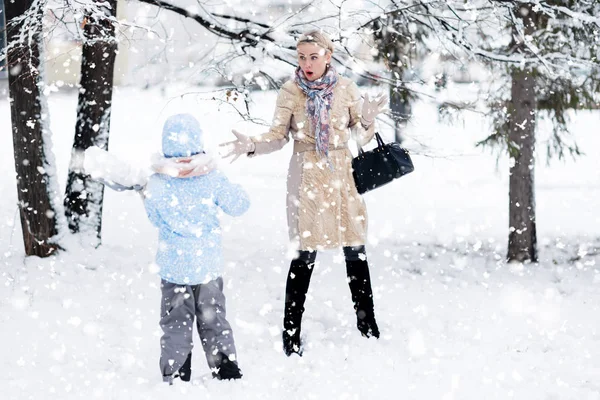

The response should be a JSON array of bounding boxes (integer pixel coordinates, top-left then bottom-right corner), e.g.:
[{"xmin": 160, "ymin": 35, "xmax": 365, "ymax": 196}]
[
  {"xmin": 143, "ymin": 179, "xmax": 165, "ymax": 229},
  {"xmin": 249, "ymin": 81, "xmax": 298, "ymax": 156},
  {"xmin": 347, "ymin": 81, "xmax": 376, "ymax": 147},
  {"xmin": 214, "ymin": 173, "xmax": 250, "ymax": 217},
  {"xmin": 143, "ymin": 176, "xmax": 183, "ymax": 234}
]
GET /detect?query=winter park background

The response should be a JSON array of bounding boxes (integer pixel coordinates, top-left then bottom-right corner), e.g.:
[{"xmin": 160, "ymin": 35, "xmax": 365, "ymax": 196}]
[{"xmin": 1, "ymin": 1, "xmax": 600, "ymax": 399}]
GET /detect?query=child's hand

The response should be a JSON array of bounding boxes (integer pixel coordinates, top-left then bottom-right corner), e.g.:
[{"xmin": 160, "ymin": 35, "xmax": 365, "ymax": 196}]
[{"xmin": 138, "ymin": 187, "xmax": 147, "ymax": 200}]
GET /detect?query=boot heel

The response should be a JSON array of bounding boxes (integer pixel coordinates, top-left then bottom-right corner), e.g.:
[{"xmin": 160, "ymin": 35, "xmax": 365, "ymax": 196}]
[{"xmin": 282, "ymin": 329, "xmax": 303, "ymax": 356}]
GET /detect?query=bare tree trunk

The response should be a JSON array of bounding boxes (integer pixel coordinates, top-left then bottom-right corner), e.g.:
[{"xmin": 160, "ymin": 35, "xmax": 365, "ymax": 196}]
[
  {"xmin": 64, "ymin": 0, "xmax": 118, "ymax": 246},
  {"xmin": 389, "ymin": 70, "xmax": 410, "ymax": 144},
  {"xmin": 507, "ymin": 3, "xmax": 538, "ymax": 262},
  {"xmin": 389, "ymin": 71, "xmax": 403, "ymax": 144},
  {"xmin": 6, "ymin": 0, "xmax": 60, "ymax": 257}
]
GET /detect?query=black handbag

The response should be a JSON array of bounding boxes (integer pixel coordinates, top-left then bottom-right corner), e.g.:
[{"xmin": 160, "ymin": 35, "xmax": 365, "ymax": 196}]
[{"xmin": 352, "ymin": 132, "xmax": 414, "ymax": 194}]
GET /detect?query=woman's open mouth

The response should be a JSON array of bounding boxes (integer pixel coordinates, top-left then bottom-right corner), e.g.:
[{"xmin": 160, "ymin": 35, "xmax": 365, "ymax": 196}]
[{"xmin": 305, "ymin": 71, "xmax": 314, "ymax": 77}]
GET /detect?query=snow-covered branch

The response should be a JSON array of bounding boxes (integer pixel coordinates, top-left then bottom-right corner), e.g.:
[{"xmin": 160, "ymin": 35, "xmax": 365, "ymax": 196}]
[{"xmin": 135, "ymin": 0, "xmax": 288, "ymax": 49}]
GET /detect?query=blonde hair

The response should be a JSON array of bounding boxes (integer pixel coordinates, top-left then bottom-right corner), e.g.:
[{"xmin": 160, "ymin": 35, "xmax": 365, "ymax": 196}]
[{"xmin": 296, "ymin": 30, "xmax": 334, "ymax": 54}]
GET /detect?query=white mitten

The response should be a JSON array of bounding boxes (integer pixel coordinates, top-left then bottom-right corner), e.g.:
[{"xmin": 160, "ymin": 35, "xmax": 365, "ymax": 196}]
[
  {"xmin": 360, "ymin": 92, "xmax": 389, "ymax": 127},
  {"xmin": 83, "ymin": 146, "xmax": 148, "ymax": 191}
]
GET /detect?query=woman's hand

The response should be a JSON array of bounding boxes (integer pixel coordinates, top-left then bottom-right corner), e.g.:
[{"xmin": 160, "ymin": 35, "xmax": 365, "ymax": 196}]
[
  {"xmin": 360, "ymin": 93, "xmax": 389, "ymax": 128},
  {"xmin": 219, "ymin": 130, "xmax": 256, "ymax": 162}
]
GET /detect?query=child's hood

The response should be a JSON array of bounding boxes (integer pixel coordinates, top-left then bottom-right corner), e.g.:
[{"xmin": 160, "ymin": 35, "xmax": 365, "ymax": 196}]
[
  {"xmin": 162, "ymin": 113, "xmax": 205, "ymax": 158},
  {"xmin": 155, "ymin": 113, "xmax": 217, "ymax": 177}
]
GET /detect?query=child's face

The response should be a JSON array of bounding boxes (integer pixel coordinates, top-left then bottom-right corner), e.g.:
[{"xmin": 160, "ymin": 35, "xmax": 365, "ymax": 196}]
[{"xmin": 297, "ymin": 43, "xmax": 331, "ymax": 81}]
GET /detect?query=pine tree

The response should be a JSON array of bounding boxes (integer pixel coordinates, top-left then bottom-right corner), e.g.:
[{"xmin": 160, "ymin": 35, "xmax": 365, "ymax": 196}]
[
  {"xmin": 371, "ymin": 4, "xmax": 427, "ymax": 143},
  {"xmin": 478, "ymin": 1, "xmax": 600, "ymax": 262}
]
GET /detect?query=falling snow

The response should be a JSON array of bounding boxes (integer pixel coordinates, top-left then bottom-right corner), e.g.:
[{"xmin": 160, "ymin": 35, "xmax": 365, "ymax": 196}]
[{"xmin": 1, "ymin": 0, "xmax": 600, "ymax": 398}]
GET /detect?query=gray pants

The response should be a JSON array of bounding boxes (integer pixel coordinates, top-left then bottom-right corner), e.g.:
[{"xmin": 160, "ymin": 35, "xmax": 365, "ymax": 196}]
[{"xmin": 159, "ymin": 277, "xmax": 237, "ymax": 377}]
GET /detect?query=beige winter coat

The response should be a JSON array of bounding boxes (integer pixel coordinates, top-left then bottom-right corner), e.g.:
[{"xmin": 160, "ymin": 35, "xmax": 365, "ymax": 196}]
[{"xmin": 250, "ymin": 76, "xmax": 375, "ymax": 251}]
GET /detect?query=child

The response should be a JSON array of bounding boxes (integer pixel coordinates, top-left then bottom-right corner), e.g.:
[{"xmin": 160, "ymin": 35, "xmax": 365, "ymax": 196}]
[{"xmin": 143, "ymin": 113, "xmax": 250, "ymax": 384}]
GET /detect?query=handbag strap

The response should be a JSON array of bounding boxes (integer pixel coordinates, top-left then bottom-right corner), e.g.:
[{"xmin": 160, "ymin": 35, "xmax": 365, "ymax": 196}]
[{"xmin": 357, "ymin": 132, "xmax": 385, "ymax": 155}]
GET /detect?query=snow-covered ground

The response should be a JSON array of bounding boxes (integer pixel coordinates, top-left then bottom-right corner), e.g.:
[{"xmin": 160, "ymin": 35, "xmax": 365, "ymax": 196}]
[{"xmin": 1, "ymin": 83, "xmax": 599, "ymax": 400}]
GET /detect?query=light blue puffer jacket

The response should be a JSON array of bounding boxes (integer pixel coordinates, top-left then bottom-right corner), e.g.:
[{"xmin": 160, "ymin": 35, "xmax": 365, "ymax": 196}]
[{"xmin": 144, "ymin": 114, "xmax": 249, "ymax": 284}]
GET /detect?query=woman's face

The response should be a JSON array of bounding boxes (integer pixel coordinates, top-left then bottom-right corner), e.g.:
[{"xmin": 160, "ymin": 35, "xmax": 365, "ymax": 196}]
[{"xmin": 297, "ymin": 43, "xmax": 332, "ymax": 81}]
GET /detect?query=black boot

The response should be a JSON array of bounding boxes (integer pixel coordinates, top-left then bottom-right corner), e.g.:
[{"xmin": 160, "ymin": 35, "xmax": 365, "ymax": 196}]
[
  {"xmin": 345, "ymin": 252, "xmax": 380, "ymax": 339},
  {"xmin": 282, "ymin": 329, "xmax": 302, "ymax": 356},
  {"xmin": 213, "ymin": 352, "xmax": 242, "ymax": 380},
  {"xmin": 163, "ymin": 352, "xmax": 192, "ymax": 384},
  {"xmin": 282, "ymin": 251, "xmax": 316, "ymax": 356},
  {"xmin": 178, "ymin": 352, "xmax": 192, "ymax": 382}
]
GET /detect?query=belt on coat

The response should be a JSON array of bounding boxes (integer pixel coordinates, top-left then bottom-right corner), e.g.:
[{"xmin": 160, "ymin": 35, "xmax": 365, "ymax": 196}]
[{"xmin": 293, "ymin": 141, "xmax": 349, "ymax": 154}]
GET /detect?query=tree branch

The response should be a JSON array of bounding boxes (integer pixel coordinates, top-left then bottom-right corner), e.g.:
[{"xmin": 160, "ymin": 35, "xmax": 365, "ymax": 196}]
[{"xmin": 134, "ymin": 0, "xmax": 283, "ymax": 48}]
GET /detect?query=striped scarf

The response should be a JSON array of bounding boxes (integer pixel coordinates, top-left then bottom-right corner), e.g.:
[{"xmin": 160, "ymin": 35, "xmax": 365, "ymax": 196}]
[{"xmin": 294, "ymin": 65, "xmax": 339, "ymax": 160}]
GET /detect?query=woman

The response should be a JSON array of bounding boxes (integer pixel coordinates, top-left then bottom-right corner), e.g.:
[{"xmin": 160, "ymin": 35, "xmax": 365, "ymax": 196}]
[{"xmin": 221, "ymin": 30, "xmax": 388, "ymax": 356}]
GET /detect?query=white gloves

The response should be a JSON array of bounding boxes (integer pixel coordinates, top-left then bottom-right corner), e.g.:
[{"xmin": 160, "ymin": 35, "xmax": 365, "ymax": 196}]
[
  {"xmin": 219, "ymin": 129, "xmax": 256, "ymax": 162},
  {"xmin": 360, "ymin": 92, "xmax": 389, "ymax": 127}
]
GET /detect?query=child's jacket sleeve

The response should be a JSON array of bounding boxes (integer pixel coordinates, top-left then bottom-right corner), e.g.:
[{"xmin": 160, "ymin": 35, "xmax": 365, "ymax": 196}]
[
  {"xmin": 143, "ymin": 180, "xmax": 166, "ymax": 229},
  {"xmin": 214, "ymin": 174, "xmax": 250, "ymax": 217}
]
